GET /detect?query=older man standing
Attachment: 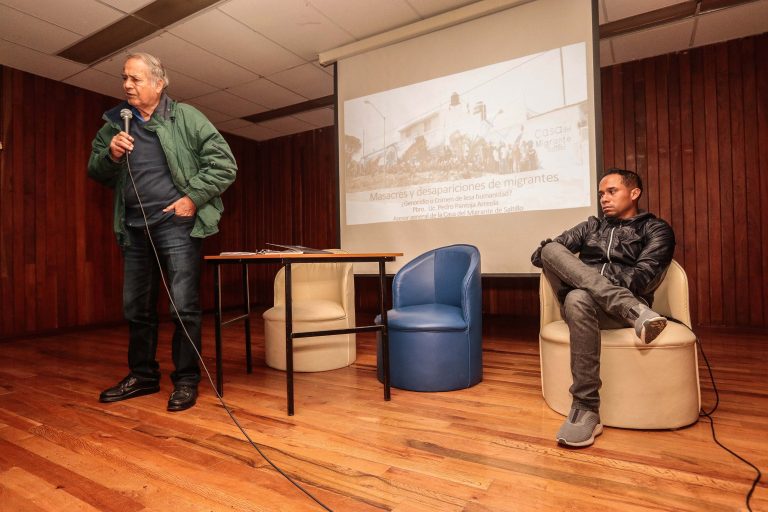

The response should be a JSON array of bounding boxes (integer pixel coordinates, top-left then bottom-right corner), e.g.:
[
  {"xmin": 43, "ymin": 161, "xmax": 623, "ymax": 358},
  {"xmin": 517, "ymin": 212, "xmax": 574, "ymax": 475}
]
[{"xmin": 88, "ymin": 53, "xmax": 237, "ymax": 411}]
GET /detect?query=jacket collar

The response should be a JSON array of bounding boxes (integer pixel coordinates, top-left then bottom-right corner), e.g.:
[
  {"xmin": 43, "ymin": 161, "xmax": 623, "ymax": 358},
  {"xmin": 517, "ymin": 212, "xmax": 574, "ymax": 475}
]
[
  {"xmin": 603, "ymin": 210, "xmax": 655, "ymax": 225},
  {"xmin": 103, "ymin": 92, "xmax": 175, "ymax": 125}
]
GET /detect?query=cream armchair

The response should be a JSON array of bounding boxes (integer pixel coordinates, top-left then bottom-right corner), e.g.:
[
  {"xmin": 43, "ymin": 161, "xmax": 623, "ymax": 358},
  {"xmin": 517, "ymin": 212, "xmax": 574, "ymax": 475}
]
[
  {"xmin": 263, "ymin": 251, "xmax": 356, "ymax": 372},
  {"xmin": 539, "ymin": 260, "xmax": 700, "ymax": 429}
]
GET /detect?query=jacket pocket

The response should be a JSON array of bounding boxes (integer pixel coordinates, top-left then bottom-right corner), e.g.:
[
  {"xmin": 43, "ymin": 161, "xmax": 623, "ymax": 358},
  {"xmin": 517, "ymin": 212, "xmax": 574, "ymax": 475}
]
[{"xmin": 197, "ymin": 202, "xmax": 221, "ymax": 230}]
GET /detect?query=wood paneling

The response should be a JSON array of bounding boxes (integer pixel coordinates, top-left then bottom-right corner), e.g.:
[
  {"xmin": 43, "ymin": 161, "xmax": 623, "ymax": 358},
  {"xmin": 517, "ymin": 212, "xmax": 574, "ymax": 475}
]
[
  {"xmin": 600, "ymin": 33, "xmax": 768, "ymax": 327},
  {"xmin": 0, "ymin": 67, "xmax": 122, "ymax": 336},
  {"xmin": 2, "ymin": 32, "xmax": 767, "ymax": 337}
]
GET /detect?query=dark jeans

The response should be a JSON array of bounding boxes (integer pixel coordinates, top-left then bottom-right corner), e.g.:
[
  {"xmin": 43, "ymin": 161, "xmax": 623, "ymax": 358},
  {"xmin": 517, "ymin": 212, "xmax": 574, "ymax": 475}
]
[
  {"xmin": 123, "ymin": 216, "xmax": 202, "ymax": 386},
  {"xmin": 540, "ymin": 242, "xmax": 641, "ymax": 412}
]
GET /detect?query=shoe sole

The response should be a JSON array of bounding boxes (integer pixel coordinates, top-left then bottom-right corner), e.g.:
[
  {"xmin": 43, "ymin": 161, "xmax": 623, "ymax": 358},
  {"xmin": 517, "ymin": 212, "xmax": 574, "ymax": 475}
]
[
  {"xmin": 99, "ymin": 386, "xmax": 160, "ymax": 403},
  {"xmin": 641, "ymin": 317, "xmax": 667, "ymax": 344},
  {"xmin": 167, "ymin": 399, "xmax": 196, "ymax": 412},
  {"xmin": 557, "ymin": 424, "xmax": 604, "ymax": 447}
]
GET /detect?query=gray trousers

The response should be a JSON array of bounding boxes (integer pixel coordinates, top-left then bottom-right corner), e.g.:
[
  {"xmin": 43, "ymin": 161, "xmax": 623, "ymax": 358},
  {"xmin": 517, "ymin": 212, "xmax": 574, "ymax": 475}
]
[{"xmin": 540, "ymin": 242, "xmax": 642, "ymax": 412}]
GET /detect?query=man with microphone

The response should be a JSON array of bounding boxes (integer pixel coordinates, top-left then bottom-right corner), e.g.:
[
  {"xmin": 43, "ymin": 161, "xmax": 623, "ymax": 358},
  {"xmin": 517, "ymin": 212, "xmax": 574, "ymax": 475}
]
[{"xmin": 88, "ymin": 53, "xmax": 237, "ymax": 411}]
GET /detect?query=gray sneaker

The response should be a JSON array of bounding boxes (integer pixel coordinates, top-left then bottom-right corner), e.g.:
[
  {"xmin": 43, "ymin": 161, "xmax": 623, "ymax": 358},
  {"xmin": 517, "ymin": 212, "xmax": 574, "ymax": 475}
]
[
  {"xmin": 556, "ymin": 408, "xmax": 603, "ymax": 447},
  {"xmin": 630, "ymin": 303, "xmax": 667, "ymax": 344}
]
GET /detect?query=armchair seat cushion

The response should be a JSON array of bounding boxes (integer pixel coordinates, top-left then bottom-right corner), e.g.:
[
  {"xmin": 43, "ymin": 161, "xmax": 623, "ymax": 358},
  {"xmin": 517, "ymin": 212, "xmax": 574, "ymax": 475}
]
[
  {"xmin": 263, "ymin": 300, "xmax": 347, "ymax": 323},
  {"xmin": 387, "ymin": 304, "xmax": 467, "ymax": 332},
  {"xmin": 540, "ymin": 321, "xmax": 697, "ymax": 348}
]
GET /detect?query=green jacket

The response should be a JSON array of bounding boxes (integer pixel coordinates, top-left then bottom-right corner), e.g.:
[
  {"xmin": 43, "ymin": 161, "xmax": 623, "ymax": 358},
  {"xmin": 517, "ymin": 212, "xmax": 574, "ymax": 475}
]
[{"xmin": 88, "ymin": 94, "xmax": 237, "ymax": 246}]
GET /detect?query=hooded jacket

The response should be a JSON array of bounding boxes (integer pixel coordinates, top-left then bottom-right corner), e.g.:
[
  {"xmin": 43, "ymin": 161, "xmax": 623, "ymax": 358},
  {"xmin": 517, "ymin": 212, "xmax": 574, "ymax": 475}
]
[
  {"xmin": 531, "ymin": 211, "xmax": 675, "ymax": 306},
  {"xmin": 87, "ymin": 94, "xmax": 237, "ymax": 246}
]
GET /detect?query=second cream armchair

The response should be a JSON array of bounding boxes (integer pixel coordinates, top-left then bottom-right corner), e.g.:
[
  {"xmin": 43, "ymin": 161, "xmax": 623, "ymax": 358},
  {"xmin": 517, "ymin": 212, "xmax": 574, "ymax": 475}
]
[
  {"xmin": 538, "ymin": 259, "xmax": 700, "ymax": 429},
  {"xmin": 263, "ymin": 250, "xmax": 356, "ymax": 372}
]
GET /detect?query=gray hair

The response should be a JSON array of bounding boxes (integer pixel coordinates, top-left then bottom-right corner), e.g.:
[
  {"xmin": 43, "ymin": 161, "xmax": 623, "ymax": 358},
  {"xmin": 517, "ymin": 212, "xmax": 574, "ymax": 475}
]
[{"xmin": 126, "ymin": 52, "xmax": 170, "ymax": 90}]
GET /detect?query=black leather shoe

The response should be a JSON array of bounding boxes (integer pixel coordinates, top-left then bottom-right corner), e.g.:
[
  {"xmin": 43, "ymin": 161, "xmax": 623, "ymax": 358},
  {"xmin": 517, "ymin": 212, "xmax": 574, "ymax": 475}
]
[
  {"xmin": 99, "ymin": 375, "xmax": 160, "ymax": 403},
  {"xmin": 167, "ymin": 385, "xmax": 197, "ymax": 412}
]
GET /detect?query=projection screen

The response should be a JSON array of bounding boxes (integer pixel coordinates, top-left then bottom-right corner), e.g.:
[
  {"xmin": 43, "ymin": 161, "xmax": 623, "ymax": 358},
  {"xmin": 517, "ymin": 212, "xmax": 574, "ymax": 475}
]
[{"xmin": 331, "ymin": 0, "xmax": 600, "ymax": 274}]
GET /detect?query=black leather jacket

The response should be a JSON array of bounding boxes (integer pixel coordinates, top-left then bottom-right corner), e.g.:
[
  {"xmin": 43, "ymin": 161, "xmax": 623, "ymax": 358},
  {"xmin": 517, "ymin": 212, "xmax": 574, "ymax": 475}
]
[{"xmin": 531, "ymin": 211, "xmax": 676, "ymax": 306}]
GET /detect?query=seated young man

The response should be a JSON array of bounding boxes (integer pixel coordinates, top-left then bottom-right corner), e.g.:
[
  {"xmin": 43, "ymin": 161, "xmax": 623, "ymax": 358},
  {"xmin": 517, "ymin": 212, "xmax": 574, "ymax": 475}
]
[{"xmin": 531, "ymin": 168, "xmax": 675, "ymax": 447}]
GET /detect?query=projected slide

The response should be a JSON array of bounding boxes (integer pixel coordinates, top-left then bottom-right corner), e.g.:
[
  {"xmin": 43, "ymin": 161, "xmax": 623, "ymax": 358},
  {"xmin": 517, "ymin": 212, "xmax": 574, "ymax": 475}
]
[{"xmin": 343, "ymin": 43, "xmax": 590, "ymax": 226}]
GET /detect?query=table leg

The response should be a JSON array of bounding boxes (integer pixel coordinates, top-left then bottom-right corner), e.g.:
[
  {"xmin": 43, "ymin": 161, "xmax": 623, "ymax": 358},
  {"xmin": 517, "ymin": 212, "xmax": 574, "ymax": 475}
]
[
  {"xmin": 379, "ymin": 261, "xmax": 391, "ymax": 401},
  {"xmin": 242, "ymin": 264, "xmax": 252, "ymax": 374},
  {"xmin": 214, "ymin": 264, "xmax": 224, "ymax": 397},
  {"xmin": 284, "ymin": 262, "xmax": 294, "ymax": 415}
]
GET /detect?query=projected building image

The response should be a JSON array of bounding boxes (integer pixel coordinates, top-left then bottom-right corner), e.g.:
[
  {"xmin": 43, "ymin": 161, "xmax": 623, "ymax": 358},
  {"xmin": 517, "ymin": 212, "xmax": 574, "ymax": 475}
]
[{"xmin": 343, "ymin": 42, "xmax": 591, "ymax": 226}]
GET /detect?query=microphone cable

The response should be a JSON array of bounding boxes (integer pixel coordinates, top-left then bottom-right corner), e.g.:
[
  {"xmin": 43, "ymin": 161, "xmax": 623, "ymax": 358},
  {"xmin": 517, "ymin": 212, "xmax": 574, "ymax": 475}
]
[
  {"xmin": 667, "ymin": 317, "xmax": 762, "ymax": 512},
  {"xmin": 122, "ymin": 142, "xmax": 333, "ymax": 511}
]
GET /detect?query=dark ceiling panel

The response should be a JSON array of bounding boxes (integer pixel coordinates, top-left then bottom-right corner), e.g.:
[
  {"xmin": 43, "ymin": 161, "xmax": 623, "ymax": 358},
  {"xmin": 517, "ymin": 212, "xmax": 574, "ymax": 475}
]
[
  {"xmin": 599, "ymin": 1, "xmax": 696, "ymax": 39},
  {"xmin": 57, "ymin": 0, "xmax": 220, "ymax": 65},
  {"xmin": 599, "ymin": 0, "xmax": 761, "ymax": 39},
  {"xmin": 134, "ymin": 0, "xmax": 220, "ymax": 28},
  {"xmin": 243, "ymin": 95, "xmax": 335, "ymax": 124},
  {"xmin": 58, "ymin": 16, "xmax": 157, "ymax": 64}
]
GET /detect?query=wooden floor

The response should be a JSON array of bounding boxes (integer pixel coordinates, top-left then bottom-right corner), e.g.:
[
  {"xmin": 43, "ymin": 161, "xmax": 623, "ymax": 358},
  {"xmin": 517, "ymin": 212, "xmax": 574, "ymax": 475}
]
[{"xmin": 0, "ymin": 314, "xmax": 766, "ymax": 512}]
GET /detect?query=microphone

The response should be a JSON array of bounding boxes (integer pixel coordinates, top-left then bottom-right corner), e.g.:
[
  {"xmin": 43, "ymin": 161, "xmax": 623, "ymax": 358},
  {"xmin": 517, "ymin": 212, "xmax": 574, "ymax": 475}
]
[{"xmin": 120, "ymin": 108, "xmax": 132, "ymax": 134}]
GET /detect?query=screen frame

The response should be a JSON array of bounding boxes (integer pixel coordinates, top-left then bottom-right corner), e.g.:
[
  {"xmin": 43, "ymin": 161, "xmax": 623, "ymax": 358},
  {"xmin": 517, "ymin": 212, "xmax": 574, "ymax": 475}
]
[{"xmin": 332, "ymin": 0, "xmax": 602, "ymax": 276}]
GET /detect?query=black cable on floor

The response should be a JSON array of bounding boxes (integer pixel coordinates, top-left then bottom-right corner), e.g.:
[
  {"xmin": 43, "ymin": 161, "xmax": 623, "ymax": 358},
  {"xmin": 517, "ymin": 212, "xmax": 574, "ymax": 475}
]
[
  {"xmin": 669, "ymin": 317, "xmax": 762, "ymax": 512},
  {"xmin": 125, "ymin": 154, "xmax": 333, "ymax": 511}
]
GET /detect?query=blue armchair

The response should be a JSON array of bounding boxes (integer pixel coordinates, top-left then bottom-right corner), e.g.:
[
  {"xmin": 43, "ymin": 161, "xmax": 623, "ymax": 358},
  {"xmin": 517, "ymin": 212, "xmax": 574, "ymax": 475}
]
[{"xmin": 377, "ymin": 244, "xmax": 482, "ymax": 391}]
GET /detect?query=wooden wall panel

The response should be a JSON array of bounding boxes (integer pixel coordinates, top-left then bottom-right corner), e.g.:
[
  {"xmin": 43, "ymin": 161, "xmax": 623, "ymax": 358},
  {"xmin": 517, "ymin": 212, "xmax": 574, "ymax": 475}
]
[
  {"xmin": 742, "ymin": 38, "xmax": 765, "ymax": 326},
  {"xmin": 601, "ymin": 33, "xmax": 768, "ymax": 327},
  {"xmin": 666, "ymin": 55, "xmax": 685, "ymax": 267},
  {"xmin": 704, "ymin": 45, "xmax": 724, "ymax": 326},
  {"xmin": 758, "ymin": 35, "xmax": 768, "ymax": 327},
  {"xmin": 197, "ymin": 133, "xmax": 257, "ymax": 311},
  {"xmin": 728, "ymin": 40, "xmax": 748, "ymax": 326},
  {"xmin": 2, "ymin": 32, "xmax": 767, "ymax": 339},
  {"xmin": 243, "ymin": 128, "xmax": 339, "ymax": 308},
  {"xmin": 0, "ymin": 67, "xmax": 123, "ymax": 338},
  {"xmin": 678, "ymin": 51, "xmax": 697, "ymax": 319}
]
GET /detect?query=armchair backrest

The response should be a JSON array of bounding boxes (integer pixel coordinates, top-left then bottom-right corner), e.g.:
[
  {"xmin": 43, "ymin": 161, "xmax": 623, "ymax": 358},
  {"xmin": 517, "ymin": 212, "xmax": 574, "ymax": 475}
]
[
  {"xmin": 647, "ymin": 260, "xmax": 691, "ymax": 328},
  {"xmin": 539, "ymin": 270, "xmax": 562, "ymax": 328},
  {"xmin": 539, "ymin": 259, "xmax": 690, "ymax": 329},
  {"xmin": 393, "ymin": 244, "xmax": 481, "ymax": 310},
  {"xmin": 272, "ymin": 250, "xmax": 354, "ymax": 311}
]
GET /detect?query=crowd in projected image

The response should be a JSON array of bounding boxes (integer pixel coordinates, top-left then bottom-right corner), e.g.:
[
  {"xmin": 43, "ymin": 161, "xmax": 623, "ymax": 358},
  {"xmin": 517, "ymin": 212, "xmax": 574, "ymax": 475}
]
[{"xmin": 343, "ymin": 42, "xmax": 592, "ymax": 226}]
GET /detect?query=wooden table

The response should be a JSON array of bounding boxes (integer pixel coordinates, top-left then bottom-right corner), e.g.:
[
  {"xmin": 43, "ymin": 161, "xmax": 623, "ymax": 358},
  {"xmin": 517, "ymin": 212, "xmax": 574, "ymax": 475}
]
[{"xmin": 204, "ymin": 252, "xmax": 402, "ymax": 415}]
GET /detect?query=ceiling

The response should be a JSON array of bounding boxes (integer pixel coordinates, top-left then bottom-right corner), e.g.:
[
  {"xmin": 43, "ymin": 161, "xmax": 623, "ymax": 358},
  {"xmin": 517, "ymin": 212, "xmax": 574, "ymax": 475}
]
[{"xmin": 1, "ymin": 0, "xmax": 766, "ymax": 141}]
